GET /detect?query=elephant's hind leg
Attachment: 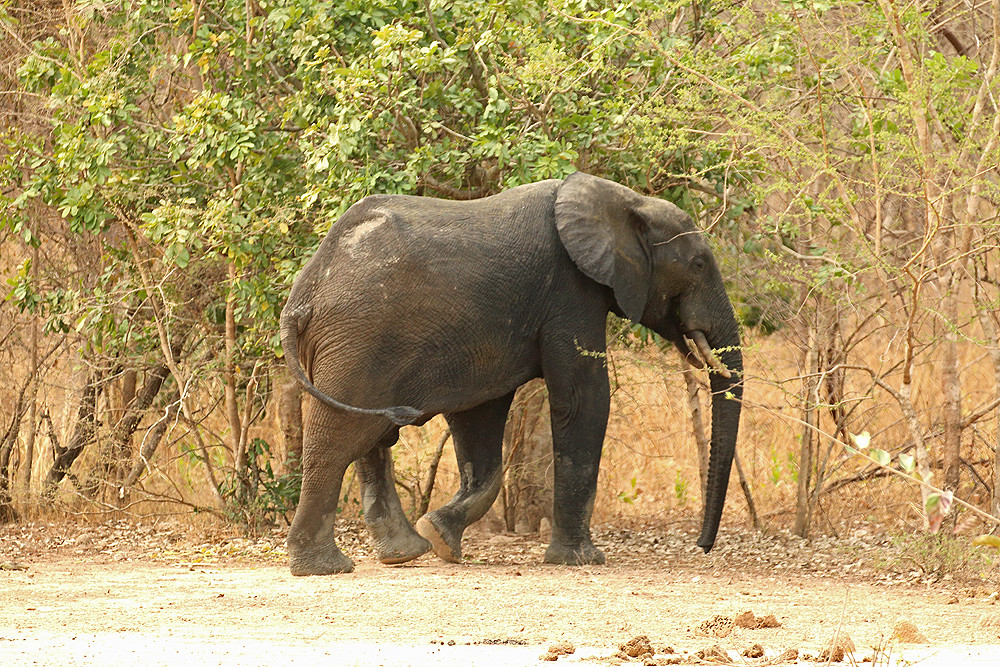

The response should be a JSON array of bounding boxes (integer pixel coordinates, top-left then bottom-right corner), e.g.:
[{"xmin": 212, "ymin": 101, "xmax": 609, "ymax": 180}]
[
  {"xmin": 416, "ymin": 391, "xmax": 515, "ymax": 563},
  {"xmin": 358, "ymin": 443, "xmax": 432, "ymax": 564},
  {"xmin": 287, "ymin": 409, "xmax": 387, "ymax": 575}
]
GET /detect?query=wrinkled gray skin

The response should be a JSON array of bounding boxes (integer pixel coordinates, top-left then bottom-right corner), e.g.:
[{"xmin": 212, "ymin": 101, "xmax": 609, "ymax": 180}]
[{"xmin": 280, "ymin": 172, "xmax": 743, "ymax": 575}]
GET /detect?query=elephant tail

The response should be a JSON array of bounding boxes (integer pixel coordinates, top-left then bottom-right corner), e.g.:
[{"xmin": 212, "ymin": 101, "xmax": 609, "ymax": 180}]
[{"xmin": 279, "ymin": 302, "xmax": 423, "ymax": 426}]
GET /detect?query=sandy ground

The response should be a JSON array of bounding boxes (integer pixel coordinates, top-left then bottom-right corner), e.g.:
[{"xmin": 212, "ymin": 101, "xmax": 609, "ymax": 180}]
[{"xmin": 2, "ymin": 519, "xmax": 999, "ymax": 666}]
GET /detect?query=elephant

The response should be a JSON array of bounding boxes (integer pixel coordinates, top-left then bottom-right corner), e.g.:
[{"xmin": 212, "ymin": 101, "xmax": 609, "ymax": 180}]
[{"xmin": 279, "ymin": 172, "xmax": 743, "ymax": 575}]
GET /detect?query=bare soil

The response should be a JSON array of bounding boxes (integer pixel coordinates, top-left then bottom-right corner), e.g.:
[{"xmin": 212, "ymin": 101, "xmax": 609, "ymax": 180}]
[{"xmin": 2, "ymin": 518, "xmax": 1000, "ymax": 665}]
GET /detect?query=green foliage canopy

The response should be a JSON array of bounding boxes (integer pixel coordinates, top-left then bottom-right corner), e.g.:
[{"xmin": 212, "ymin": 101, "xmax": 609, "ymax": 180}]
[{"xmin": 3, "ymin": 0, "xmax": 744, "ymax": 365}]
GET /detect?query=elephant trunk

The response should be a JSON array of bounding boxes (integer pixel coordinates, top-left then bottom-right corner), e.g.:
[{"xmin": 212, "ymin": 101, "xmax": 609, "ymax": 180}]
[{"xmin": 696, "ymin": 329, "xmax": 743, "ymax": 553}]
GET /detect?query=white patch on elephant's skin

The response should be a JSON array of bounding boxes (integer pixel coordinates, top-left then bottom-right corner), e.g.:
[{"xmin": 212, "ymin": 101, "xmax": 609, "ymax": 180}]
[{"xmin": 342, "ymin": 216, "xmax": 386, "ymax": 258}]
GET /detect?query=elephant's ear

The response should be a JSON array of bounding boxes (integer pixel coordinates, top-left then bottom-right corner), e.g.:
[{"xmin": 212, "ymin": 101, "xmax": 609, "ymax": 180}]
[{"xmin": 554, "ymin": 172, "xmax": 652, "ymax": 322}]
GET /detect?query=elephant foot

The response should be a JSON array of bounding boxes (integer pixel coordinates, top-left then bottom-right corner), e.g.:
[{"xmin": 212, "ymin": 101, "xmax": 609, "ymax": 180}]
[
  {"xmin": 287, "ymin": 534, "xmax": 355, "ymax": 575},
  {"xmin": 370, "ymin": 524, "xmax": 433, "ymax": 565},
  {"xmin": 415, "ymin": 510, "xmax": 464, "ymax": 563},
  {"xmin": 543, "ymin": 541, "xmax": 606, "ymax": 566}
]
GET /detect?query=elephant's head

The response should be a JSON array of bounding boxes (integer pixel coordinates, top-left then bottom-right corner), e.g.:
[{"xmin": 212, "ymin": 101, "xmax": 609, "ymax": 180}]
[{"xmin": 554, "ymin": 171, "xmax": 743, "ymax": 552}]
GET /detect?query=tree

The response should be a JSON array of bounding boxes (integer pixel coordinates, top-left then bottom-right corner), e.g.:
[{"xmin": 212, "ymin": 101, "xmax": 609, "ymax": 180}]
[
  {"xmin": 2, "ymin": 0, "xmax": 740, "ymax": 523},
  {"xmin": 639, "ymin": 0, "xmax": 1000, "ymax": 533}
]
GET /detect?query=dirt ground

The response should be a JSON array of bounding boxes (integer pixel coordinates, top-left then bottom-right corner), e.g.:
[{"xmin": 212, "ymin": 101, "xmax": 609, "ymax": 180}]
[{"xmin": 2, "ymin": 518, "xmax": 1000, "ymax": 666}]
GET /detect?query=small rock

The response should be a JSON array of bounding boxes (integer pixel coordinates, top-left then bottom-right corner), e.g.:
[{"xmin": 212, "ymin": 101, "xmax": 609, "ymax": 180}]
[
  {"xmin": 547, "ymin": 641, "xmax": 575, "ymax": 656},
  {"xmin": 777, "ymin": 648, "xmax": 798, "ymax": 662},
  {"xmin": 695, "ymin": 645, "xmax": 730, "ymax": 663},
  {"xmin": 0, "ymin": 561, "xmax": 28, "ymax": 571},
  {"xmin": 620, "ymin": 635, "xmax": 653, "ymax": 658},
  {"xmin": 74, "ymin": 533, "xmax": 96, "ymax": 547},
  {"xmin": 734, "ymin": 611, "xmax": 781, "ymax": 629},
  {"xmin": 742, "ymin": 643, "xmax": 765, "ymax": 658}
]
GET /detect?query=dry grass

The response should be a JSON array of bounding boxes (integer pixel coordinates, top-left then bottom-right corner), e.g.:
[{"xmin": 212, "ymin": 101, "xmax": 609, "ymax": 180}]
[
  {"xmin": 371, "ymin": 327, "xmax": 1000, "ymax": 542},
  {"xmin": 11, "ymin": 323, "xmax": 999, "ymax": 549}
]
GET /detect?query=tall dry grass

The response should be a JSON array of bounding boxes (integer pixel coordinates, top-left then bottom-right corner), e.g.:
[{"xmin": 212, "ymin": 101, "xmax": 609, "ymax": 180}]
[
  {"xmin": 10, "ymin": 317, "xmax": 996, "ymax": 543},
  {"xmin": 327, "ymin": 324, "xmax": 1000, "ymax": 540}
]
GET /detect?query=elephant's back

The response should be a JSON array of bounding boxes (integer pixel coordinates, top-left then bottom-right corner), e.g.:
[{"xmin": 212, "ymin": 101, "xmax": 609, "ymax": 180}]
[
  {"xmin": 329, "ymin": 179, "xmax": 561, "ymax": 250},
  {"xmin": 311, "ymin": 181, "xmax": 564, "ymax": 301},
  {"xmin": 297, "ymin": 181, "xmax": 568, "ymax": 410}
]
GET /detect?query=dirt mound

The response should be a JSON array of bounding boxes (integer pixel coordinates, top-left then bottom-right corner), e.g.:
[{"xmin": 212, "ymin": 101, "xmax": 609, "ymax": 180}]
[
  {"xmin": 819, "ymin": 633, "xmax": 856, "ymax": 662},
  {"xmin": 734, "ymin": 611, "xmax": 781, "ymax": 629},
  {"xmin": 698, "ymin": 610, "xmax": 780, "ymax": 637},
  {"xmin": 619, "ymin": 635, "xmax": 653, "ymax": 658},
  {"xmin": 698, "ymin": 616, "xmax": 735, "ymax": 638},
  {"xmin": 540, "ymin": 641, "xmax": 575, "ymax": 661},
  {"xmin": 894, "ymin": 620, "xmax": 928, "ymax": 643}
]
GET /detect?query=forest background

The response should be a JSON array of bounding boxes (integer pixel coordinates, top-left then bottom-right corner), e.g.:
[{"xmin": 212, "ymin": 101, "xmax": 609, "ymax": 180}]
[{"xmin": 2, "ymin": 0, "xmax": 999, "ymax": 567}]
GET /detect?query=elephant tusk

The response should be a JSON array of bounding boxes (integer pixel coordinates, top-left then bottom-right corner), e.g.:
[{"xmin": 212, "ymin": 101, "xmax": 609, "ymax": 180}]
[{"xmin": 690, "ymin": 330, "xmax": 731, "ymax": 379}]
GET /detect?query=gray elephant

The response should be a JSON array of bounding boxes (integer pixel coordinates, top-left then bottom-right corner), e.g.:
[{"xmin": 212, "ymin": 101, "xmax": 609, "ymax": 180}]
[{"xmin": 280, "ymin": 172, "xmax": 743, "ymax": 575}]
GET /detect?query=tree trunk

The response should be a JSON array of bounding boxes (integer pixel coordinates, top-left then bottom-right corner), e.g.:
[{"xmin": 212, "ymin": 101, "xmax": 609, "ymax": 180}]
[
  {"xmin": 102, "ymin": 363, "xmax": 172, "ymax": 501},
  {"xmin": 874, "ymin": 336, "xmax": 934, "ymax": 529},
  {"xmin": 682, "ymin": 362, "xmax": 710, "ymax": 501},
  {"xmin": 939, "ymin": 276, "xmax": 963, "ymax": 493},
  {"xmin": 417, "ymin": 429, "xmax": 450, "ymax": 518},
  {"xmin": 123, "ymin": 389, "xmax": 181, "ymax": 486},
  {"xmin": 225, "ymin": 262, "xmax": 242, "ymax": 468},
  {"xmin": 110, "ymin": 369, "xmax": 138, "ymax": 478},
  {"xmin": 502, "ymin": 379, "xmax": 552, "ymax": 534},
  {"xmin": 734, "ymin": 451, "xmax": 762, "ymax": 531},
  {"xmin": 793, "ymin": 322, "xmax": 819, "ymax": 538},
  {"xmin": 43, "ymin": 368, "xmax": 105, "ymax": 496},
  {"xmin": 0, "ymin": 381, "xmax": 31, "ymax": 523},
  {"xmin": 972, "ymin": 280, "xmax": 1000, "ymax": 521},
  {"xmin": 20, "ymin": 252, "xmax": 40, "ymax": 499},
  {"xmin": 277, "ymin": 369, "xmax": 303, "ymax": 473}
]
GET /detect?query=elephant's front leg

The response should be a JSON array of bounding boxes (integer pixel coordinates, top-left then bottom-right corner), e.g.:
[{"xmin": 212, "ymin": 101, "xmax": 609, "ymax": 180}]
[
  {"xmin": 542, "ymin": 343, "xmax": 610, "ymax": 565},
  {"xmin": 416, "ymin": 391, "xmax": 515, "ymax": 562},
  {"xmin": 357, "ymin": 443, "xmax": 432, "ymax": 564}
]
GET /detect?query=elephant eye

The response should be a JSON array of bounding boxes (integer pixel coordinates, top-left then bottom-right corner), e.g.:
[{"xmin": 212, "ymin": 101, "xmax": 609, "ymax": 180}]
[{"xmin": 692, "ymin": 256, "xmax": 707, "ymax": 271}]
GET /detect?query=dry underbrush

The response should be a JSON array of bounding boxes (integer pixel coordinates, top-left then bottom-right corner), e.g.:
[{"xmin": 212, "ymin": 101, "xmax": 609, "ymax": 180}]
[{"xmin": 2, "ymin": 512, "xmax": 998, "ymax": 589}]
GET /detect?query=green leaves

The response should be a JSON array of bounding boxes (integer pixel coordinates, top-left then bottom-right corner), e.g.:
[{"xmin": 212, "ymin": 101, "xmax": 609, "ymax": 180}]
[
  {"xmin": 845, "ymin": 432, "xmax": 963, "ymax": 535},
  {"xmin": 846, "ymin": 432, "xmax": 893, "ymax": 468},
  {"xmin": 972, "ymin": 535, "xmax": 1000, "ymax": 549},
  {"xmin": 871, "ymin": 448, "xmax": 892, "ymax": 468},
  {"xmin": 5, "ymin": 260, "xmax": 40, "ymax": 314},
  {"xmin": 2, "ymin": 0, "xmax": 769, "ymax": 516},
  {"xmin": 925, "ymin": 490, "xmax": 953, "ymax": 534}
]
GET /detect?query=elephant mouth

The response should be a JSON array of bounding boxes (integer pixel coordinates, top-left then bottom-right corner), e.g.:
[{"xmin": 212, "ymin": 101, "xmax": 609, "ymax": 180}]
[{"xmin": 682, "ymin": 330, "xmax": 732, "ymax": 378}]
